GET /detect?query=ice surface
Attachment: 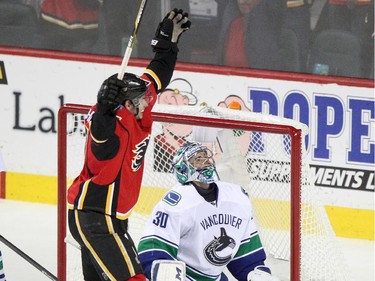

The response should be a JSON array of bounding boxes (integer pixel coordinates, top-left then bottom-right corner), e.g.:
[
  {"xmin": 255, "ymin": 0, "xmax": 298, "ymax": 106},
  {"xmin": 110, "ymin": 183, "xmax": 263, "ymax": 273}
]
[{"xmin": 0, "ymin": 199, "xmax": 373, "ymax": 281}]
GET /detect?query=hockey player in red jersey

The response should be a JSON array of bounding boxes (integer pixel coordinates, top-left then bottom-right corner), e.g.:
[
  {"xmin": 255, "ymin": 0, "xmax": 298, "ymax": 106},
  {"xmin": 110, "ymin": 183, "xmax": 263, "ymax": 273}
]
[{"xmin": 67, "ymin": 9, "xmax": 190, "ymax": 281}]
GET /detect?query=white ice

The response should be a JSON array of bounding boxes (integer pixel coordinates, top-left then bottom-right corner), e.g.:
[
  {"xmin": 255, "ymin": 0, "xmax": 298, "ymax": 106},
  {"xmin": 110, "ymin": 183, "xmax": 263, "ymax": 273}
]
[{"xmin": 0, "ymin": 199, "xmax": 374, "ymax": 281}]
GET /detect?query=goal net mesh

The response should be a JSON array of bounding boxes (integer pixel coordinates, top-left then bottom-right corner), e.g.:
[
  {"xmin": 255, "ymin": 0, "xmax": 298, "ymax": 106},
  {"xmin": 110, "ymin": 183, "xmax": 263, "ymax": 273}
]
[{"xmin": 58, "ymin": 104, "xmax": 349, "ymax": 281}]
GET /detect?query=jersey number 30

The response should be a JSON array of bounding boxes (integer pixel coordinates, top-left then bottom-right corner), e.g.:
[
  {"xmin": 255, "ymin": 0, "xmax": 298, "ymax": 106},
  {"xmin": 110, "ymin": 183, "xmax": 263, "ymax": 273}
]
[{"xmin": 153, "ymin": 211, "xmax": 169, "ymax": 228}]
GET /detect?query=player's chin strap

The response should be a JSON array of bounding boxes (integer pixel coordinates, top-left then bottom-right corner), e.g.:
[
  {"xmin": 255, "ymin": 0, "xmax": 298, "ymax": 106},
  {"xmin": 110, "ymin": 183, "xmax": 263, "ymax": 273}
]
[
  {"xmin": 130, "ymin": 99, "xmax": 141, "ymax": 119},
  {"xmin": 247, "ymin": 266, "xmax": 281, "ymax": 281},
  {"xmin": 135, "ymin": 107, "xmax": 140, "ymax": 118}
]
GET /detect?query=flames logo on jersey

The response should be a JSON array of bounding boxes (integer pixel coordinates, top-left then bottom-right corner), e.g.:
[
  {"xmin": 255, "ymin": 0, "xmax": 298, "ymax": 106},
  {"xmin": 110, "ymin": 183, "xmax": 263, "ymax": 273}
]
[
  {"xmin": 204, "ymin": 227, "xmax": 235, "ymax": 266},
  {"xmin": 132, "ymin": 136, "xmax": 150, "ymax": 171}
]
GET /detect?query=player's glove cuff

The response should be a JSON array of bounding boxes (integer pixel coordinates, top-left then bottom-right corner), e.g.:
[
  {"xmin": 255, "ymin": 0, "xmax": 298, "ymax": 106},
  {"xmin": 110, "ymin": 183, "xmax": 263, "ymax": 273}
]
[
  {"xmin": 151, "ymin": 38, "xmax": 179, "ymax": 53},
  {"xmin": 91, "ymin": 111, "xmax": 116, "ymax": 141}
]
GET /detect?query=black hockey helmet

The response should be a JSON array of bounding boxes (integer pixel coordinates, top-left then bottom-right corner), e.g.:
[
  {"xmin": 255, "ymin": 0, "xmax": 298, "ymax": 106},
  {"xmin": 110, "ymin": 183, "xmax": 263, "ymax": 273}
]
[{"xmin": 122, "ymin": 73, "xmax": 151, "ymax": 107}]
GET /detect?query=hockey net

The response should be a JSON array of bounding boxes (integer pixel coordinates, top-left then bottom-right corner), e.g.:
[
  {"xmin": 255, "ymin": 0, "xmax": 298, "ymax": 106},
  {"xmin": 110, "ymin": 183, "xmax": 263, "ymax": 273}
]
[{"xmin": 57, "ymin": 103, "xmax": 349, "ymax": 281}]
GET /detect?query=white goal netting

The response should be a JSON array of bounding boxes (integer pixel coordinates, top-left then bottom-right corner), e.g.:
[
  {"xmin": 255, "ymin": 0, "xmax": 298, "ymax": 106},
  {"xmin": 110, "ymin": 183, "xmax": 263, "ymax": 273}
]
[{"xmin": 58, "ymin": 104, "xmax": 350, "ymax": 281}]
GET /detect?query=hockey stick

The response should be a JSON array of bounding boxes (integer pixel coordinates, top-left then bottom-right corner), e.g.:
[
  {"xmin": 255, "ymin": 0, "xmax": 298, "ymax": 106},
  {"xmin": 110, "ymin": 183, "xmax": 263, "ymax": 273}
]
[
  {"xmin": 117, "ymin": 0, "xmax": 148, "ymax": 80},
  {"xmin": 0, "ymin": 235, "xmax": 59, "ymax": 281}
]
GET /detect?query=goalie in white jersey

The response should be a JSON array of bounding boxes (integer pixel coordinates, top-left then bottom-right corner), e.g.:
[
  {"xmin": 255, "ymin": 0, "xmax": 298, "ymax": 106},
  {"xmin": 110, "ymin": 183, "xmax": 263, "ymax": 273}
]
[{"xmin": 138, "ymin": 141, "xmax": 280, "ymax": 281}]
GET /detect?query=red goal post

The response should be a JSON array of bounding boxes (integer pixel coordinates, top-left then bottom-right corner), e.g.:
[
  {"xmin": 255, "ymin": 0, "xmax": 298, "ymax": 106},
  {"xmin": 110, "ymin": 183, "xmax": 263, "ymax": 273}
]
[{"xmin": 57, "ymin": 103, "xmax": 348, "ymax": 281}]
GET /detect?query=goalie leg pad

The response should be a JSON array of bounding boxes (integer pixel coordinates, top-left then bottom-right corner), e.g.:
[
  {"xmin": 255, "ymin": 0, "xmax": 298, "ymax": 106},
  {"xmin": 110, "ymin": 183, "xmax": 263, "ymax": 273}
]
[{"xmin": 151, "ymin": 260, "xmax": 186, "ymax": 281}]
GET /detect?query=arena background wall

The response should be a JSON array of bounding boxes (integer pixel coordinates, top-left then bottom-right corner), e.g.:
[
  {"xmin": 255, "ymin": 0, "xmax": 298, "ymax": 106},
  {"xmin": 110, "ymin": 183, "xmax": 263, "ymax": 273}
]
[{"xmin": 0, "ymin": 48, "xmax": 373, "ymax": 240}]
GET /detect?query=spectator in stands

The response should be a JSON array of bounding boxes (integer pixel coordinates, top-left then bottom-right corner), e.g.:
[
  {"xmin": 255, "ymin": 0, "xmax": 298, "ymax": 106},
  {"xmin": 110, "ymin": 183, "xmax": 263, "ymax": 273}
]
[
  {"xmin": 34, "ymin": 0, "xmax": 101, "ymax": 53},
  {"xmin": 283, "ymin": 0, "xmax": 313, "ymax": 72},
  {"xmin": 216, "ymin": 0, "xmax": 286, "ymax": 71},
  {"xmin": 314, "ymin": 0, "xmax": 374, "ymax": 78}
]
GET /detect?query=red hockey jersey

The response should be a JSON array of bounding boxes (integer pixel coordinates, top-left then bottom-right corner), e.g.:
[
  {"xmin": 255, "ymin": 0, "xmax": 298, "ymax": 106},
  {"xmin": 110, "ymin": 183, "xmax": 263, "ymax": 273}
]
[
  {"xmin": 67, "ymin": 72, "xmax": 157, "ymax": 219},
  {"xmin": 66, "ymin": 42, "xmax": 180, "ymax": 219}
]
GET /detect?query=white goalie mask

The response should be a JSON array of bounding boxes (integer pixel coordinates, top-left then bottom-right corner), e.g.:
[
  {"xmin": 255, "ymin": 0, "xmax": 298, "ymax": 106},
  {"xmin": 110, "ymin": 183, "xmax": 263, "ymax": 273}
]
[{"xmin": 172, "ymin": 141, "xmax": 218, "ymax": 185}]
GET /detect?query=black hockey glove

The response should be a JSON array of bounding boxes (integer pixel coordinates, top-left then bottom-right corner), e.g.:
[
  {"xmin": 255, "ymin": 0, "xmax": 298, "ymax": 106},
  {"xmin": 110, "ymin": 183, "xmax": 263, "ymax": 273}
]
[
  {"xmin": 96, "ymin": 74, "xmax": 128, "ymax": 115},
  {"xmin": 151, "ymin": 8, "xmax": 191, "ymax": 53}
]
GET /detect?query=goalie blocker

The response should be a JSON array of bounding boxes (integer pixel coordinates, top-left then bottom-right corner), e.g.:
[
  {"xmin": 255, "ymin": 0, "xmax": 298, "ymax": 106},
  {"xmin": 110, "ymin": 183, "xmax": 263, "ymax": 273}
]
[{"xmin": 151, "ymin": 260, "xmax": 186, "ymax": 281}]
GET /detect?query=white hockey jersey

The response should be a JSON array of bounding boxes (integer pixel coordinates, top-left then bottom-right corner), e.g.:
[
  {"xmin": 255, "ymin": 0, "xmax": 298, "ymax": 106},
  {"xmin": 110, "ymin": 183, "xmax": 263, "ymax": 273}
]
[{"xmin": 138, "ymin": 181, "xmax": 267, "ymax": 281}]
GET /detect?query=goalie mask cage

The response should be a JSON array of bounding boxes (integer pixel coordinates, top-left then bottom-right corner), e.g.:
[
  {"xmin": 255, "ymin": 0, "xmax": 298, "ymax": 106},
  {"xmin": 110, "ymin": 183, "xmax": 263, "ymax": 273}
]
[{"xmin": 57, "ymin": 103, "xmax": 349, "ymax": 281}]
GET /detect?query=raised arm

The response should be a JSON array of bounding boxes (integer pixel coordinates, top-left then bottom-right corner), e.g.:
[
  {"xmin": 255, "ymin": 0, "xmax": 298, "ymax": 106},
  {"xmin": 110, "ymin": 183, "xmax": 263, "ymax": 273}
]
[{"xmin": 145, "ymin": 8, "xmax": 191, "ymax": 91}]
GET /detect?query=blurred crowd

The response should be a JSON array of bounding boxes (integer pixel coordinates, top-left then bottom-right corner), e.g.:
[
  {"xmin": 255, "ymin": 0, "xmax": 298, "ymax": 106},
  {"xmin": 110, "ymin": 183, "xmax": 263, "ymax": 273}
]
[{"xmin": 0, "ymin": 0, "xmax": 373, "ymax": 79}]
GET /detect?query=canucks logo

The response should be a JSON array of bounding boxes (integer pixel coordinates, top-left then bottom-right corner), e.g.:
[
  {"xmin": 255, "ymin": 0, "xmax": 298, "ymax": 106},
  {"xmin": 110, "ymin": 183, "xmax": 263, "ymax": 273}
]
[
  {"xmin": 204, "ymin": 228, "xmax": 235, "ymax": 266},
  {"xmin": 162, "ymin": 191, "xmax": 181, "ymax": 206}
]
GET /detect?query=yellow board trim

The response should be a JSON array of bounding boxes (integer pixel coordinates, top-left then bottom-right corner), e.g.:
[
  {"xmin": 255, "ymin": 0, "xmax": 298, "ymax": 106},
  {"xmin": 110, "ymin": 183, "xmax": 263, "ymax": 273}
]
[
  {"xmin": 6, "ymin": 172, "xmax": 57, "ymax": 204},
  {"xmin": 4, "ymin": 172, "xmax": 374, "ymax": 240},
  {"xmin": 325, "ymin": 205, "xmax": 374, "ymax": 240}
]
